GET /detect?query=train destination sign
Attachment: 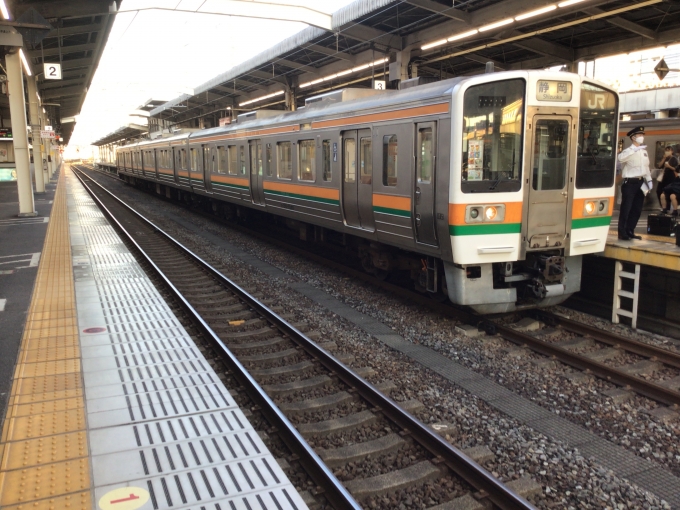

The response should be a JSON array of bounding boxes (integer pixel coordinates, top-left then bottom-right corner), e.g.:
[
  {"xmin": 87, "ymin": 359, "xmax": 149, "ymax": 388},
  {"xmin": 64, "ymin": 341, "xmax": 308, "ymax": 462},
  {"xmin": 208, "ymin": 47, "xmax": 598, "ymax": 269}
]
[{"xmin": 536, "ymin": 80, "xmax": 572, "ymax": 102}]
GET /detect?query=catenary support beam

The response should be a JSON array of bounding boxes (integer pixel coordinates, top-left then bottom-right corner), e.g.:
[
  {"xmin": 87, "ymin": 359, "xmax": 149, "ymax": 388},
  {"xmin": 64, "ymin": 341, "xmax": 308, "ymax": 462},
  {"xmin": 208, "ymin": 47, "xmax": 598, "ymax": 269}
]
[{"xmin": 6, "ymin": 51, "xmax": 36, "ymax": 217}]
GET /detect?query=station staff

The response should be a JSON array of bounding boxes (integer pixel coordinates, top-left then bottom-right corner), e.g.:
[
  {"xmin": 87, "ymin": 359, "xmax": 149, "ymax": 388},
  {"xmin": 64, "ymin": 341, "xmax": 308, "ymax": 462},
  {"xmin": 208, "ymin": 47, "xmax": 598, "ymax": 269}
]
[{"xmin": 616, "ymin": 126, "xmax": 653, "ymax": 240}]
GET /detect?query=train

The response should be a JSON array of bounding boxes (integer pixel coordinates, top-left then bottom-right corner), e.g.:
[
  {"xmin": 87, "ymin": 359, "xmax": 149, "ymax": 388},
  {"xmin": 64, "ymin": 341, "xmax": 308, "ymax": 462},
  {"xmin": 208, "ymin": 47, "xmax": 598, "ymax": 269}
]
[{"xmin": 116, "ymin": 70, "xmax": 619, "ymax": 314}]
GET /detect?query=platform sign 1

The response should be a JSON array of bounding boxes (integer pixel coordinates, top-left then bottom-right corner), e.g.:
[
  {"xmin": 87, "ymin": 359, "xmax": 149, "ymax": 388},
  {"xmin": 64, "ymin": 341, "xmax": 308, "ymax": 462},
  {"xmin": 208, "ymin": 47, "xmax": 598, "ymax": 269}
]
[{"xmin": 43, "ymin": 63, "xmax": 62, "ymax": 80}]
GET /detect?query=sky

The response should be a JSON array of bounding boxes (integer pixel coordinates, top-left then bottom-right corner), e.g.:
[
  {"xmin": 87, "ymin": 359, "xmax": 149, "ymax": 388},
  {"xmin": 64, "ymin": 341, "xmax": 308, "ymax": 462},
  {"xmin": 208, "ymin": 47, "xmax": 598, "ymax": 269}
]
[{"xmin": 65, "ymin": 0, "xmax": 357, "ymax": 159}]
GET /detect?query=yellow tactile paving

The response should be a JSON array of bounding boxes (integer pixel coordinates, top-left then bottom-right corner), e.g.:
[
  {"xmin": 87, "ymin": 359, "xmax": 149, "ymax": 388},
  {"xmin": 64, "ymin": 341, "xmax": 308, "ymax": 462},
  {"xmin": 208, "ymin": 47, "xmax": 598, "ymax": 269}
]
[
  {"xmin": 0, "ymin": 459, "xmax": 90, "ymax": 506},
  {"xmin": 1, "ymin": 432, "xmax": 88, "ymax": 471},
  {"xmin": 3, "ymin": 491, "xmax": 92, "ymax": 510},
  {"xmin": 0, "ymin": 168, "xmax": 91, "ymax": 509}
]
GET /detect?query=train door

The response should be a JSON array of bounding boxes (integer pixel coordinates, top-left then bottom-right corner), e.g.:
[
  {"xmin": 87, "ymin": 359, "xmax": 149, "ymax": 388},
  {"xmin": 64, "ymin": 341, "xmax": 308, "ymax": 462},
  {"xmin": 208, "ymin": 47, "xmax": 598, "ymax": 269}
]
[
  {"xmin": 526, "ymin": 116, "xmax": 572, "ymax": 249},
  {"xmin": 341, "ymin": 129, "xmax": 374, "ymax": 230},
  {"xmin": 414, "ymin": 122, "xmax": 438, "ymax": 246},
  {"xmin": 203, "ymin": 144, "xmax": 213, "ymax": 192},
  {"xmin": 249, "ymin": 140, "xmax": 265, "ymax": 205}
]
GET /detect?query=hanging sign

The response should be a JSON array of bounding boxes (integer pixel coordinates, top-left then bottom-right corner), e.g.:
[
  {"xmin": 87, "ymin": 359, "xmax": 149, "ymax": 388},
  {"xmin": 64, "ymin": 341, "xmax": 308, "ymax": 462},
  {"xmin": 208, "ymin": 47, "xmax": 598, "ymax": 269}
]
[
  {"xmin": 40, "ymin": 130, "xmax": 55, "ymax": 139},
  {"xmin": 374, "ymin": 80, "xmax": 386, "ymax": 90},
  {"xmin": 43, "ymin": 63, "xmax": 62, "ymax": 80}
]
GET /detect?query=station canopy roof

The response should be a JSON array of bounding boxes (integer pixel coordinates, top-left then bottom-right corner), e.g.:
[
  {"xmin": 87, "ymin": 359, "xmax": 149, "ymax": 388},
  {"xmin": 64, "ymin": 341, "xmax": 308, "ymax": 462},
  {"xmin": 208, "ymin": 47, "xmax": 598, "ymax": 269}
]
[
  {"xmin": 91, "ymin": 123, "xmax": 148, "ymax": 147},
  {"xmin": 5, "ymin": 0, "xmax": 120, "ymax": 145},
  {"xmin": 150, "ymin": 0, "xmax": 680, "ymax": 127}
]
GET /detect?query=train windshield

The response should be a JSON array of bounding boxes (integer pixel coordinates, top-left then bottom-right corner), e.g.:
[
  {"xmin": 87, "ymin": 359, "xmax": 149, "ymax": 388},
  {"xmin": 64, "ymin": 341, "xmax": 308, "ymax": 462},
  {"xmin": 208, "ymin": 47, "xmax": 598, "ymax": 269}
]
[
  {"xmin": 576, "ymin": 83, "xmax": 617, "ymax": 189},
  {"xmin": 461, "ymin": 78, "xmax": 525, "ymax": 193}
]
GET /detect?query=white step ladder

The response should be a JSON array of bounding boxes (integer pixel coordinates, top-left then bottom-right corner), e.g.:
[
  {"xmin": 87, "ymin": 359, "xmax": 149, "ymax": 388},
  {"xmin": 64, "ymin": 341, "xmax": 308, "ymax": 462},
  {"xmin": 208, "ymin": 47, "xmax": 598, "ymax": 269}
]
[{"xmin": 612, "ymin": 261, "xmax": 641, "ymax": 329}]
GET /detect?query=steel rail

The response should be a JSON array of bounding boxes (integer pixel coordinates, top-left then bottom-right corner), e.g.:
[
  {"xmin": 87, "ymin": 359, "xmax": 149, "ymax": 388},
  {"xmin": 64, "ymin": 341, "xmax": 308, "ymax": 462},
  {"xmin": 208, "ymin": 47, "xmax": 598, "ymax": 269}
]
[
  {"xmin": 71, "ymin": 169, "xmax": 363, "ymax": 510},
  {"xmin": 73, "ymin": 166, "xmax": 537, "ymax": 510},
  {"xmin": 532, "ymin": 310, "xmax": 680, "ymax": 370}
]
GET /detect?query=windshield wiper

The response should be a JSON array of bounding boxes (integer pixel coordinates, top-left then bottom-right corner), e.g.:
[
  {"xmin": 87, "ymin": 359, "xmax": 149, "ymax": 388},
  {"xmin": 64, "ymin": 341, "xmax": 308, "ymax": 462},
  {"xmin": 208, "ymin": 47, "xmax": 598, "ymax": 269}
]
[{"xmin": 489, "ymin": 177, "xmax": 502, "ymax": 190}]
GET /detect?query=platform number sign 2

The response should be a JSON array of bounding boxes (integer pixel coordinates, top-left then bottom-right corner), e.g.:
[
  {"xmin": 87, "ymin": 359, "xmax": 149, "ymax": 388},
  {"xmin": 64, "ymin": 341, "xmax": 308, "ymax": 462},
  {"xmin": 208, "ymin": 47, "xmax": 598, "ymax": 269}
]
[{"xmin": 43, "ymin": 63, "xmax": 62, "ymax": 80}]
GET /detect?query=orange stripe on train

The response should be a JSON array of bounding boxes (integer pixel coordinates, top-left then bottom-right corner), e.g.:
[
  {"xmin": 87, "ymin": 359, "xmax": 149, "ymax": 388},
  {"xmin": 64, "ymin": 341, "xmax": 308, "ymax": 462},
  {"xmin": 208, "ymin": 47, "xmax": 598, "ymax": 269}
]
[
  {"xmin": 312, "ymin": 103, "xmax": 450, "ymax": 130},
  {"xmin": 263, "ymin": 181, "xmax": 340, "ymax": 200},
  {"xmin": 448, "ymin": 202, "xmax": 523, "ymax": 226},
  {"xmin": 372, "ymin": 194, "xmax": 411, "ymax": 211}
]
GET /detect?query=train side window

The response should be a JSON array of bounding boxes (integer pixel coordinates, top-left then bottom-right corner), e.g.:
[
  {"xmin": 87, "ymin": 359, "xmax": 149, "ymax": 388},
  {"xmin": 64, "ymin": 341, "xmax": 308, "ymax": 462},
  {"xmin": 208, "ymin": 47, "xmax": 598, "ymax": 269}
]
[
  {"xmin": 322, "ymin": 140, "xmax": 331, "ymax": 181},
  {"xmin": 277, "ymin": 141, "xmax": 292, "ymax": 179},
  {"xmin": 419, "ymin": 128, "xmax": 434, "ymax": 184},
  {"xmin": 217, "ymin": 146, "xmax": 227, "ymax": 174},
  {"xmin": 203, "ymin": 145, "xmax": 211, "ymax": 173},
  {"xmin": 228, "ymin": 146, "xmax": 238, "ymax": 175},
  {"xmin": 344, "ymin": 138, "xmax": 356, "ymax": 183},
  {"xmin": 299, "ymin": 140, "xmax": 315, "ymax": 181},
  {"xmin": 240, "ymin": 146, "xmax": 246, "ymax": 175},
  {"xmin": 360, "ymin": 137, "xmax": 372, "ymax": 184},
  {"xmin": 190, "ymin": 148, "xmax": 199, "ymax": 171},
  {"xmin": 266, "ymin": 144, "xmax": 273, "ymax": 176},
  {"xmin": 181, "ymin": 149, "xmax": 188, "ymax": 170},
  {"xmin": 383, "ymin": 135, "xmax": 398, "ymax": 186}
]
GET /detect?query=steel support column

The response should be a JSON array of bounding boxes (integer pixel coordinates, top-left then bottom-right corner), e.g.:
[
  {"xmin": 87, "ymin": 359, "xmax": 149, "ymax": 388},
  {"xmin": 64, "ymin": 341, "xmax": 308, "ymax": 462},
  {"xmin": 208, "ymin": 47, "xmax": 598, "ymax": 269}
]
[
  {"xmin": 27, "ymin": 76, "xmax": 45, "ymax": 193},
  {"xmin": 7, "ymin": 51, "xmax": 36, "ymax": 217}
]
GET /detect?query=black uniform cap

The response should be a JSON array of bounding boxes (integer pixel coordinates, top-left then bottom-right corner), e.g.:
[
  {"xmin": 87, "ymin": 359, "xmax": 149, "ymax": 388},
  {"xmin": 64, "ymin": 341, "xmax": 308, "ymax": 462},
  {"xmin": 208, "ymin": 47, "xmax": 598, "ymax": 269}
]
[{"xmin": 626, "ymin": 126, "xmax": 645, "ymax": 138}]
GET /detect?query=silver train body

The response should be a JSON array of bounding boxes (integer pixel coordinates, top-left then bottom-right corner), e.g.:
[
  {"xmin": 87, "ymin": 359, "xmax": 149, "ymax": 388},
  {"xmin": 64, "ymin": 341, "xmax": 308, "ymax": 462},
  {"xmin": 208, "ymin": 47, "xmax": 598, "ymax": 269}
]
[{"xmin": 117, "ymin": 71, "xmax": 619, "ymax": 313}]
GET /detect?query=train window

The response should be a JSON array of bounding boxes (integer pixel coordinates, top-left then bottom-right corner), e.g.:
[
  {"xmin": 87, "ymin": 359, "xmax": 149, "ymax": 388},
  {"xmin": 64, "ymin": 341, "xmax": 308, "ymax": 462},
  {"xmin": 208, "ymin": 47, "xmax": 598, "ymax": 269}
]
[
  {"xmin": 266, "ymin": 144, "xmax": 273, "ymax": 177},
  {"xmin": 181, "ymin": 149, "xmax": 188, "ymax": 170},
  {"xmin": 217, "ymin": 146, "xmax": 227, "ymax": 173},
  {"xmin": 277, "ymin": 141, "xmax": 292, "ymax": 179},
  {"xmin": 228, "ymin": 146, "xmax": 238, "ymax": 175},
  {"xmin": 576, "ymin": 83, "xmax": 617, "ymax": 189},
  {"xmin": 240, "ymin": 146, "xmax": 246, "ymax": 174},
  {"xmin": 383, "ymin": 135, "xmax": 398, "ymax": 186},
  {"xmin": 322, "ymin": 140, "xmax": 331, "ymax": 181},
  {"xmin": 532, "ymin": 119, "xmax": 568, "ymax": 191},
  {"xmin": 461, "ymin": 78, "xmax": 525, "ymax": 193},
  {"xmin": 418, "ymin": 129, "xmax": 432, "ymax": 184},
  {"xmin": 344, "ymin": 139, "xmax": 356, "ymax": 183},
  {"xmin": 299, "ymin": 140, "xmax": 315, "ymax": 181},
  {"xmin": 203, "ymin": 145, "xmax": 211, "ymax": 173},
  {"xmin": 360, "ymin": 137, "xmax": 372, "ymax": 184},
  {"xmin": 190, "ymin": 148, "xmax": 200, "ymax": 171}
]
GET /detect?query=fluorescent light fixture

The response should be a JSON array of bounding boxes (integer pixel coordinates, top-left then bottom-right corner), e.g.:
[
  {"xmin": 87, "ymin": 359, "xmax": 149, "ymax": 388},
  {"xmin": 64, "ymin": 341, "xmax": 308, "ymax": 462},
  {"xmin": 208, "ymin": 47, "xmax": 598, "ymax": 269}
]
[
  {"xmin": 515, "ymin": 5, "xmax": 557, "ymax": 20},
  {"xmin": 558, "ymin": 0, "xmax": 585, "ymax": 6},
  {"xmin": 19, "ymin": 49, "xmax": 32, "ymax": 76},
  {"xmin": 448, "ymin": 29, "xmax": 478, "ymax": 42},
  {"xmin": 239, "ymin": 90, "xmax": 285, "ymax": 107},
  {"xmin": 421, "ymin": 39, "xmax": 447, "ymax": 51},
  {"xmin": 299, "ymin": 58, "xmax": 388, "ymax": 88},
  {"xmin": 478, "ymin": 18, "xmax": 514, "ymax": 32},
  {"xmin": 0, "ymin": 0, "xmax": 9, "ymax": 19}
]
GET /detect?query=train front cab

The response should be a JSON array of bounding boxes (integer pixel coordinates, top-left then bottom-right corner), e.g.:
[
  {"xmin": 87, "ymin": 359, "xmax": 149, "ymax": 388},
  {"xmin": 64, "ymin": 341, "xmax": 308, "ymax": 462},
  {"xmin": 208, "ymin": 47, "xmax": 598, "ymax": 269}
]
[{"xmin": 446, "ymin": 72, "xmax": 618, "ymax": 314}]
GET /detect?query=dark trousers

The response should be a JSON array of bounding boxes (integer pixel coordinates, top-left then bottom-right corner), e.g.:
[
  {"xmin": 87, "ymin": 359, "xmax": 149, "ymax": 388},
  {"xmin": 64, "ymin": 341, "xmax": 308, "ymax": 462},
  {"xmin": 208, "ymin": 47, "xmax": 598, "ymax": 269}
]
[{"xmin": 619, "ymin": 178, "xmax": 645, "ymax": 236}]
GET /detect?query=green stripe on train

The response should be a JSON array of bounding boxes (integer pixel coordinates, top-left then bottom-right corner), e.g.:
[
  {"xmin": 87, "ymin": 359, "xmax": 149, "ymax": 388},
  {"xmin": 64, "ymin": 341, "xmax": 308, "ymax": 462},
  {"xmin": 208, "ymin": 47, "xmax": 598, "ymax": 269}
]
[
  {"xmin": 265, "ymin": 189, "xmax": 339, "ymax": 205},
  {"xmin": 373, "ymin": 206, "xmax": 411, "ymax": 218},
  {"xmin": 212, "ymin": 181, "xmax": 249, "ymax": 191},
  {"xmin": 571, "ymin": 216, "xmax": 612, "ymax": 229},
  {"xmin": 449, "ymin": 223, "xmax": 522, "ymax": 236}
]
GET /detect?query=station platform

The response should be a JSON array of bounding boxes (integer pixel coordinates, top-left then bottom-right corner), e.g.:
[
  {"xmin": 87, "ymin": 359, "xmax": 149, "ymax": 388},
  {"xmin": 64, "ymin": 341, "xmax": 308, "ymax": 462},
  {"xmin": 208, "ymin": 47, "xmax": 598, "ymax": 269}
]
[
  {"xmin": 0, "ymin": 167, "xmax": 307, "ymax": 510},
  {"xmin": 606, "ymin": 210, "xmax": 680, "ymax": 272}
]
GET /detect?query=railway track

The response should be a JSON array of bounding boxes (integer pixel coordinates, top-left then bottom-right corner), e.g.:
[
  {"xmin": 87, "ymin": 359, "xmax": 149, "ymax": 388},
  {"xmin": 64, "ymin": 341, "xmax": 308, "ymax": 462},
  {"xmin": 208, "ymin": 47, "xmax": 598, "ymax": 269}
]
[
  {"xmin": 80, "ymin": 164, "xmax": 680, "ymax": 413},
  {"xmin": 73, "ymin": 167, "xmax": 536, "ymax": 510}
]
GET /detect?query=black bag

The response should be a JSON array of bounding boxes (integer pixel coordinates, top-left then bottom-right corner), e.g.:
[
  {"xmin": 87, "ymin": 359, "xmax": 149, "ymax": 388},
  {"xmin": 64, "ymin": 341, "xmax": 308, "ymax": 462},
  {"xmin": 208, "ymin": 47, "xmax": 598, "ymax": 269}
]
[
  {"xmin": 675, "ymin": 223, "xmax": 680, "ymax": 246},
  {"xmin": 647, "ymin": 213, "xmax": 678, "ymax": 236}
]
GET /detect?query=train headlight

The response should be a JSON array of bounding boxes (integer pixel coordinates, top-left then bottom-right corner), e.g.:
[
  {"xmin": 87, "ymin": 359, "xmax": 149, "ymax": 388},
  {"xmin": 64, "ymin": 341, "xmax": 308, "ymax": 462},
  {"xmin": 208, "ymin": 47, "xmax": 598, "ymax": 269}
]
[
  {"xmin": 470, "ymin": 208, "xmax": 479, "ymax": 219},
  {"xmin": 485, "ymin": 206, "xmax": 498, "ymax": 221},
  {"xmin": 598, "ymin": 201, "xmax": 606, "ymax": 212},
  {"xmin": 584, "ymin": 201, "xmax": 596, "ymax": 215}
]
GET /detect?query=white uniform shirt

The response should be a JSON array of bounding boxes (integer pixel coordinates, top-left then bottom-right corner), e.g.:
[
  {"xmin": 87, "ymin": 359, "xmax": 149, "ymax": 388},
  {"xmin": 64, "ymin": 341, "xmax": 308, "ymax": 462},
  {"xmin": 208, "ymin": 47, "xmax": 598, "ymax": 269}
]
[{"xmin": 617, "ymin": 144, "xmax": 652, "ymax": 180}]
